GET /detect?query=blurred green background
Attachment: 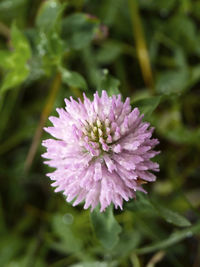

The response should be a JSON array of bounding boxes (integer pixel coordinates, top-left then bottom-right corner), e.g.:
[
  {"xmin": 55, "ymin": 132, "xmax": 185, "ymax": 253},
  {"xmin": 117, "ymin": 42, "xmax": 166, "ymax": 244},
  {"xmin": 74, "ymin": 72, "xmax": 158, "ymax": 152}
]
[{"xmin": 0, "ymin": 0, "xmax": 200, "ymax": 266}]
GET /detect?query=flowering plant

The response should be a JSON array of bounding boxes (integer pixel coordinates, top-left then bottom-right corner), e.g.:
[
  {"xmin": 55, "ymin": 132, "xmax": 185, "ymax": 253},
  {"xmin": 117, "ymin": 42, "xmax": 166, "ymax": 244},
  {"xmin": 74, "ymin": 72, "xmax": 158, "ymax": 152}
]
[
  {"xmin": 1, "ymin": 0, "xmax": 198, "ymax": 264},
  {"xmin": 42, "ymin": 91, "xmax": 159, "ymax": 212}
]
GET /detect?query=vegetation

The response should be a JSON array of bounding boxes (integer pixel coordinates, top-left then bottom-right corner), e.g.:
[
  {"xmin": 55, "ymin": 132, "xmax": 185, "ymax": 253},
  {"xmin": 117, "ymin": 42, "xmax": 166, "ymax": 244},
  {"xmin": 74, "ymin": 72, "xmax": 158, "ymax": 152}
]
[{"xmin": 0, "ymin": 0, "xmax": 200, "ymax": 266}]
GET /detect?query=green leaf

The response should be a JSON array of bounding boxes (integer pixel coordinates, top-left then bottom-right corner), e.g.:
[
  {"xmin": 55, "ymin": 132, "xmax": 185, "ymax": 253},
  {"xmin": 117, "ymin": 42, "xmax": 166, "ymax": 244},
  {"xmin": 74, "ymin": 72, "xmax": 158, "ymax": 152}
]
[
  {"xmin": 35, "ymin": 0, "xmax": 66, "ymax": 74},
  {"xmin": 165, "ymin": 15, "xmax": 197, "ymax": 53},
  {"xmin": 52, "ymin": 214, "xmax": 83, "ymax": 253},
  {"xmin": 155, "ymin": 108, "xmax": 200, "ymax": 145},
  {"xmin": 126, "ymin": 193, "xmax": 157, "ymax": 217},
  {"xmin": 135, "ymin": 221, "xmax": 200, "ymax": 254},
  {"xmin": 99, "ymin": 0, "xmax": 123, "ymax": 26},
  {"xmin": 155, "ymin": 70, "xmax": 189, "ymax": 95},
  {"xmin": 0, "ymin": 24, "xmax": 31, "ymax": 93},
  {"xmin": 161, "ymin": 125, "xmax": 200, "ymax": 145},
  {"xmin": 62, "ymin": 13, "xmax": 100, "ymax": 50},
  {"xmin": 0, "ymin": 51, "xmax": 14, "ymax": 69},
  {"xmin": 98, "ymin": 69, "xmax": 120, "ymax": 96},
  {"xmin": 132, "ymin": 96, "xmax": 161, "ymax": 119},
  {"xmin": 127, "ymin": 193, "xmax": 191, "ymax": 228},
  {"xmin": 11, "ymin": 24, "xmax": 31, "ymax": 59},
  {"xmin": 0, "ymin": 0, "xmax": 28, "ymax": 24},
  {"xmin": 90, "ymin": 205, "xmax": 122, "ymax": 250},
  {"xmin": 61, "ymin": 68, "xmax": 88, "ymax": 90},
  {"xmin": 96, "ymin": 41, "xmax": 123, "ymax": 64},
  {"xmin": 36, "ymin": 31, "xmax": 64, "ymax": 73},
  {"xmin": 1, "ymin": 68, "xmax": 29, "ymax": 92},
  {"xmin": 113, "ymin": 231, "xmax": 141, "ymax": 259},
  {"xmin": 36, "ymin": 0, "xmax": 65, "ymax": 32},
  {"xmin": 152, "ymin": 201, "xmax": 191, "ymax": 227}
]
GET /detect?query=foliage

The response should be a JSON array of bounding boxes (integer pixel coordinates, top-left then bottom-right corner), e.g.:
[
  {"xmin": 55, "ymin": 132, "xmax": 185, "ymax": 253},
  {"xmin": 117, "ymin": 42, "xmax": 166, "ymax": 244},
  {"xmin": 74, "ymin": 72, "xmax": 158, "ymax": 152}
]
[{"xmin": 0, "ymin": 0, "xmax": 200, "ymax": 266}]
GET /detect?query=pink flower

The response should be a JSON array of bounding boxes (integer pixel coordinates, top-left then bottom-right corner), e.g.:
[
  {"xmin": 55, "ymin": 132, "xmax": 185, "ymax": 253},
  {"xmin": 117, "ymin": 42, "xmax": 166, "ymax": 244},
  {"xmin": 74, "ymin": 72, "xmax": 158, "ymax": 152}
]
[{"xmin": 42, "ymin": 91, "xmax": 159, "ymax": 212}]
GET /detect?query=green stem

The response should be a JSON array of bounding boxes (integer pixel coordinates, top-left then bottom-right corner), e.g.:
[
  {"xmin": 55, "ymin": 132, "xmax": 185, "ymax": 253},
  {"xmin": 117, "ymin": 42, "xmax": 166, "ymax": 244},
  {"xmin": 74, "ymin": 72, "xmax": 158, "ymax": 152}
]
[
  {"xmin": 128, "ymin": 0, "xmax": 154, "ymax": 92},
  {"xmin": 24, "ymin": 72, "xmax": 62, "ymax": 171}
]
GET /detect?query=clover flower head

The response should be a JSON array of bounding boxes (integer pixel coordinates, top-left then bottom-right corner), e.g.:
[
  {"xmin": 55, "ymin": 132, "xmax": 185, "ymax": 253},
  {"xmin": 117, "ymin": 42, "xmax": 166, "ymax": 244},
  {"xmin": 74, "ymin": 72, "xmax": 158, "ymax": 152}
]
[{"xmin": 42, "ymin": 91, "xmax": 159, "ymax": 212}]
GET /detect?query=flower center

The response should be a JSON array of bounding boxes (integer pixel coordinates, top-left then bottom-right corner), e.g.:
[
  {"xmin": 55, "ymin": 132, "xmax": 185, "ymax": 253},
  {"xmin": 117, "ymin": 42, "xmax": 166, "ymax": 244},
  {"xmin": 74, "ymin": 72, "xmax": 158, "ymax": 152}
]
[{"xmin": 82, "ymin": 117, "xmax": 114, "ymax": 156}]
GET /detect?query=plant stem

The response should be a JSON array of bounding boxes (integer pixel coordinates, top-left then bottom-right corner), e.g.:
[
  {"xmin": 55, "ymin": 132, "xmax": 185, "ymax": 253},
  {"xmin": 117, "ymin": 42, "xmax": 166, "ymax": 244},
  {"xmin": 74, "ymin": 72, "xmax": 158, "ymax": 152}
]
[
  {"xmin": 128, "ymin": 0, "xmax": 154, "ymax": 92},
  {"xmin": 25, "ymin": 72, "xmax": 62, "ymax": 171}
]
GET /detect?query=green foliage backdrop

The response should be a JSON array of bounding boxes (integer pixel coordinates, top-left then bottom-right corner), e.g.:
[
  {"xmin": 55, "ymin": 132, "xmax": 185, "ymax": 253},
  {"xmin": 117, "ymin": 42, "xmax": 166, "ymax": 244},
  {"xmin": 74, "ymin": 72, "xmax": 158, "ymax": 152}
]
[{"xmin": 0, "ymin": 0, "xmax": 200, "ymax": 266}]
